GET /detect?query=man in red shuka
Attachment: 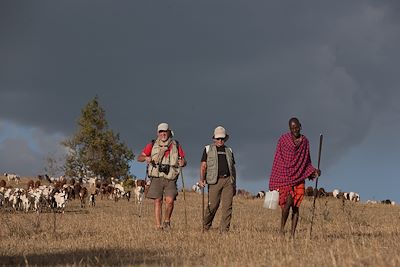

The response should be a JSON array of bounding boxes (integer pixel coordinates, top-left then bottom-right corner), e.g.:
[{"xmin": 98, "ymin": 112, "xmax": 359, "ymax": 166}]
[{"xmin": 269, "ymin": 117, "xmax": 320, "ymax": 238}]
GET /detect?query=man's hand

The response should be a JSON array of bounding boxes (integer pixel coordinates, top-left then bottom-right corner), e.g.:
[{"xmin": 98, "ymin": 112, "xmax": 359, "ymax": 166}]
[
  {"xmin": 178, "ymin": 157, "xmax": 186, "ymax": 167},
  {"xmin": 198, "ymin": 179, "xmax": 206, "ymax": 188},
  {"xmin": 312, "ymin": 169, "xmax": 321, "ymax": 178},
  {"xmin": 145, "ymin": 156, "xmax": 152, "ymax": 164}
]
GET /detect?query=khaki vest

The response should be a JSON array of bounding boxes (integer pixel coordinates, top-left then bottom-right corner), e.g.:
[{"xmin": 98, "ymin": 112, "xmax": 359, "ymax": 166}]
[
  {"xmin": 148, "ymin": 139, "xmax": 180, "ymax": 180},
  {"xmin": 205, "ymin": 144, "xmax": 235, "ymax": 185}
]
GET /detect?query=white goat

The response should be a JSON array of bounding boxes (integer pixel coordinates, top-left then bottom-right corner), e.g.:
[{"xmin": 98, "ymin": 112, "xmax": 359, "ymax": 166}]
[
  {"xmin": 133, "ymin": 186, "xmax": 144, "ymax": 204},
  {"xmin": 192, "ymin": 183, "xmax": 202, "ymax": 194},
  {"xmin": 4, "ymin": 173, "xmax": 20, "ymax": 184},
  {"xmin": 332, "ymin": 189, "xmax": 340, "ymax": 199},
  {"xmin": 53, "ymin": 192, "xmax": 68, "ymax": 212}
]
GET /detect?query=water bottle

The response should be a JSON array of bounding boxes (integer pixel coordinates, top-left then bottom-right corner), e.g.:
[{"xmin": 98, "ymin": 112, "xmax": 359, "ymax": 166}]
[{"xmin": 263, "ymin": 190, "xmax": 279, "ymax": 209}]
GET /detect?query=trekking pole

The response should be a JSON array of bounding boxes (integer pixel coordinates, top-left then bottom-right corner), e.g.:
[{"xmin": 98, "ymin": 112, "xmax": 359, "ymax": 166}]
[
  {"xmin": 138, "ymin": 164, "xmax": 148, "ymax": 218},
  {"xmin": 202, "ymin": 185, "xmax": 205, "ymax": 233},
  {"xmin": 179, "ymin": 158, "xmax": 188, "ymax": 227},
  {"xmin": 309, "ymin": 134, "xmax": 323, "ymax": 239}
]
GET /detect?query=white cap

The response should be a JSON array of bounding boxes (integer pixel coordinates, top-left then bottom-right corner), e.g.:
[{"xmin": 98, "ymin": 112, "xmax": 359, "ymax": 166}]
[
  {"xmin": 157, "ymin": 123, "xmax": 169, "ymax": 132},
  {"xmin": 157, "ymin": 122, "xmax": 174, "ymax": 136},
  {"xmin": 213, "ymin": 126, "xmax": 229, "ymax": 140}
]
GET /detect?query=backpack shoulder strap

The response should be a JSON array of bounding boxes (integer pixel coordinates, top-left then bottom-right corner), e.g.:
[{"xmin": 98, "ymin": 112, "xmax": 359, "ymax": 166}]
[{"xmin": 205, "ymin": 145, "xmax": 210, "ymax": 154}]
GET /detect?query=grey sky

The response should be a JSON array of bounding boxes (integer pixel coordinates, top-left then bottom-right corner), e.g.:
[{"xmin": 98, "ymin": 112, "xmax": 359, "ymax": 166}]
[{"xmin": 1, "ymin": 1, "xmax": 399, "ymax": 201}]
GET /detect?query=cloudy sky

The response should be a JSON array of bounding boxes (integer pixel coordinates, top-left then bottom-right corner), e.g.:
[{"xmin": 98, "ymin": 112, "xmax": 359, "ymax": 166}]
[{"xmin": 1, "ymin": 1, "xmax": 399, "ymax": 202}]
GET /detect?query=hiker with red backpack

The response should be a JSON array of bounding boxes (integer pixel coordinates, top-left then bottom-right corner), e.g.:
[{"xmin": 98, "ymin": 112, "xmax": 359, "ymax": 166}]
[{"xmin": 137, "ymin": 122, "xmax": 186, "ymax": 230}]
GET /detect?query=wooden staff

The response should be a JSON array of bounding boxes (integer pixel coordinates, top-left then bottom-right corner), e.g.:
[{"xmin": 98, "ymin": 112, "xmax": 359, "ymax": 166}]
[
  {"xmin": 202, "ymin": 185, "xmax": 205, "ymax": 233},
  {"xmin": 138, "ymin": 164, "xmax": 148, "ymax": 218},
  {"xmin": 179, "ymin": 164, "xmax": 188, "ymax": 227},
  {"xmin": 309, "ymin": 134, "xmax": 323, "ymax": 239}
]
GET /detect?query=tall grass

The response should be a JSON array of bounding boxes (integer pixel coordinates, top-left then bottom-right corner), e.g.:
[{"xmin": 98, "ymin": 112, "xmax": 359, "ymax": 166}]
[{"xmin": 0, "ymin": 187, "xmax": 399, "ymax": 266}]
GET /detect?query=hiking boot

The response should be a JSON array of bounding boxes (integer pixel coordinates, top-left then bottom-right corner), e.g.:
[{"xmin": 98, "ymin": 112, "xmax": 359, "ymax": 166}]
[{"xmin": 163, "ymin": 221, "xmax": 171, "ymax": 230}]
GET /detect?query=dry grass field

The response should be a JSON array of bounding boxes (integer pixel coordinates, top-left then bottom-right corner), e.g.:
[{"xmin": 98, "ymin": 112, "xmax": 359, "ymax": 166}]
[{"xmin": 1, "ymin": 178, "xmax": 399, "ymax": 267}]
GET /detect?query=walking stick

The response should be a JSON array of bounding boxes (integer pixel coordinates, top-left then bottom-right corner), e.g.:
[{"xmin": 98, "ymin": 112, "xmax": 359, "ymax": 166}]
[
  {"xmin": 138, "ymin": 164, "xmax": 148, "ymax": 218},
  {"xmin": 309, "ymin": 134, "xmax": 323, "ymax": 239},
  {"xmin": 202, "ymin": 185, "xmax": 205, "ymax": 233},
  {"xmin": 179, "ymin": 161, "xmax": 188, "ymax": 227}
]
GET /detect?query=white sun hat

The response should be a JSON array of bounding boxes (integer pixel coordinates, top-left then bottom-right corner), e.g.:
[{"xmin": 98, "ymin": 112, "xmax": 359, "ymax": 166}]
[{"xmin": 213, "ymin": 126, "xmax": 229, "ymax": 141}]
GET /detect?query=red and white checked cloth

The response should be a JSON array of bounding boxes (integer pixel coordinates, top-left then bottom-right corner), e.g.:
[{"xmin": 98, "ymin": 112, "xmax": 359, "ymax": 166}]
[{"xmin": 269, "ymin": 132, "xmax": 316, "ymax": 191}]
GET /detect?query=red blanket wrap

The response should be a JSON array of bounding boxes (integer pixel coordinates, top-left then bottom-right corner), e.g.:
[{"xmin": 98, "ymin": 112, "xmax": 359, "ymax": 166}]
[{"xmin": 269, "ymin": 132, "xmax": 316, "ymax": 207}]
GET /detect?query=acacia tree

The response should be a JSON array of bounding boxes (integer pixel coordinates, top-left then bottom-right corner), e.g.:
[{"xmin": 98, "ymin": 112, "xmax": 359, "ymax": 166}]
[{"xmin": 62, "ymin": 97, "xmax": 134, "ymax": 180}]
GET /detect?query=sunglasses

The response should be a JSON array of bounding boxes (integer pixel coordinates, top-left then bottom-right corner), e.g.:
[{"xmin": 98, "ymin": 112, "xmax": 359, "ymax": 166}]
[
  {"xmin": 158, "ymin": 130, "xmax": 168, "ymax": 133},
  {"xmin": 215, "ymin": 137, "xmax": 225, "ymax": 141}
]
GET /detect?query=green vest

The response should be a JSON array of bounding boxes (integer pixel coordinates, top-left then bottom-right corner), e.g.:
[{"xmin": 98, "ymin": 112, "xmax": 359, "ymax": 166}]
[
  {"xmin": 205, "ymin": 144, "xmax": 235, "ymax": 185},
  {"xmin": 148, "ymin": 139, "xmax": 180, "ymax": 180}
]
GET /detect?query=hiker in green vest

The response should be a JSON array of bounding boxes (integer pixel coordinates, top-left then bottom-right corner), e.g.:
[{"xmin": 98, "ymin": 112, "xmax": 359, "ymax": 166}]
[{"xmin": 199, "ymin": 126, "xmax": 237, "ymax": 233}]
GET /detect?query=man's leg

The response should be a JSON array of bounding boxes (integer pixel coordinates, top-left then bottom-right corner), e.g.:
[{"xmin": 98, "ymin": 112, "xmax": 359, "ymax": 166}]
[
  {"xmin": 162, "ymin": 179, "xmax": 178, "ymax": 229},
  {"xmin": 146, "ymin": 178, "xmax": 164, "ymax": 229},
  {"xmin": 164, "ymin": 196, "xmax": 174, "ymax": 228},
  {"xmin": 280, "ymin": 194, "xmax": 294, "ymax": 234},
  {"xmin": 220, "ymin": 179, "xmax": 234, "ymax": 232},
  {"xmin": 291, "ymin": 206, "xmax": 299, "ymax": 238},
  {"xmin": 204, "ymin": 182, "xmax": 222, "ymax": 230},
  {"xmin": 154, "ymin": 198, "xmax": 163, "ymax": 229}
]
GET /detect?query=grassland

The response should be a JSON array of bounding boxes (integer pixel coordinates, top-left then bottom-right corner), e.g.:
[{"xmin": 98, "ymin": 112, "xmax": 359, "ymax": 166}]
[{"xmin": 1, "ymin": 178, "xmax": 399, "ymax": 267}]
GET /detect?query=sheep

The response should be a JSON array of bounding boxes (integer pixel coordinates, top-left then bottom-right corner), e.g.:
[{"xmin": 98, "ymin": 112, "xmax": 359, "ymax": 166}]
[
  {"xmin": 133, "ymin": 186, "xmax": 144, "ymax": 204},
  {"xmin": 88, "ymin": 177, "xmax": 97, "ymax": 186},
  {"xmin": 192, "ymin": 183, "xmax": 202, "ymax": 194},
  {"xmin": 34, "ymin": 180, "xmax": 41, "ymax": 188},
  {"xmin": 124, "ymin": 190, "xmax": 131, "ymax": 202},
  {"xmin": 79, "ymin": 187, "xmax": 88, "ymax": 208},
  {"xmin": 89, "ymin": 193, "xmax": 96, "ymax": 207},
  {"xmin": 73, "ymin": 183, "xmax": 82, "ymax": 200},
  {"xmin": 305, "ymin": 186, "xmax": 314, "ymax": 197},
  {"xmin": 53, "ymin": 191, "xmax": 68, "ymax": 212},
  {"xmin": 9, "ymin": 188, "xmax": 23, "ymax": 210},
  {"xmin": 381, "ymin": 199, "xmax": 395, "ymax": 205},
  {"xmin": 349, "ymin": 192, "xmax": 360, "ymax": 202},
  {"xmin": 4, "ymin": 173, "xmax": 20, "ymax": 184},
  {"xmin": 318, "ymin": 187, "xmax": 327, "ymax": 197},
  {"xmin": 26, "ymin": 180, "xmax": 35, "ymax": 190},
  {"xmin": 0, "ymin": 192, "xmax": 4, "ymax": 207},
  {"xmin": 332, "ymin": 189, "xmax": 340, "ymax": 198},
  {"xmin": 19, "ymin": 192, "xmax": 31, "ymax": 212},
  {"xmin": 343, "ymin": 192, "xmax": 350, "ymax": 200},
  {"xmin": 255, "ymin": 190, "xmax": 266, "ymax": 199}
]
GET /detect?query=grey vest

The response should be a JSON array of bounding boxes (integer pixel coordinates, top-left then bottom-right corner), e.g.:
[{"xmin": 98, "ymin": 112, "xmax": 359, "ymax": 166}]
[{"xmin": 205, "ymin": 144, "xmax": 235, "ymax": 185}]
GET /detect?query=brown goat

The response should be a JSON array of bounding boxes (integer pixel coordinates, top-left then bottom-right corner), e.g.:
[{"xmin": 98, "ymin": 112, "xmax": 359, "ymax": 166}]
[
  {"xmin": 79, "ymin": 187, "xmax": 88, "ymax": 208},
  {"xmin": 26, "ymin": 180, "xmax": 35, "ymax": 190}
]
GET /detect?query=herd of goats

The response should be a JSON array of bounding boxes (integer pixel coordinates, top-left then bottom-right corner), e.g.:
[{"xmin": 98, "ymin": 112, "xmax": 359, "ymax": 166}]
[
  {"xmin": 1, "ymin": 173, "xmax": 396, "ymax": 213},
  {"xmin": 190, "ymin": 182, "xmax": 397, "ymax": 205},
  {"xmin": 0, "ymin": 173, "xmax": 146, "ymax": 213}
]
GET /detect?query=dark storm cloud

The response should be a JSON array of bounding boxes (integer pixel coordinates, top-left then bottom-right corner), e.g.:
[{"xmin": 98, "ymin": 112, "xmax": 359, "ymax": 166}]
[{"xmin": 1, "ymin": 1, "xmax": 400, "ymax": 187}]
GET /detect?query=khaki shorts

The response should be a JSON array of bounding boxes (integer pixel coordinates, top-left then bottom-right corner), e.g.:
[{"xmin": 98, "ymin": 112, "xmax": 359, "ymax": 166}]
[{"xmin": 146, "ymin": 177, "xmax": 178, "ymax": 200}]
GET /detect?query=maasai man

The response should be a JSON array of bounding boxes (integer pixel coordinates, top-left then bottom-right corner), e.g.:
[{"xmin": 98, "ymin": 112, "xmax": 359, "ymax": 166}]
[{"xmin": 269, "ymin": 117, "xmax": 320, "ymax": 238}]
